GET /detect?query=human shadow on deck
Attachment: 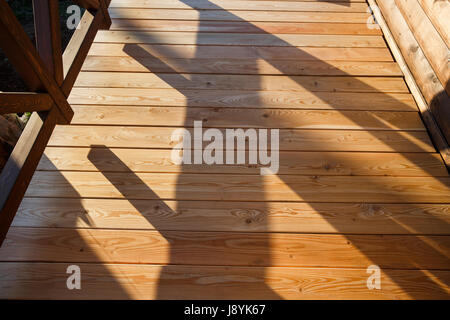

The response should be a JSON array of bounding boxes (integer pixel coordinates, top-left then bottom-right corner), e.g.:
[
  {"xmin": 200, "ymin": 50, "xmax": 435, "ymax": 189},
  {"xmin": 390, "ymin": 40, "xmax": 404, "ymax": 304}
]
[
  {"xmin": 111, "ymin": 0, "xmax": 450, "ymax": 299},
  {"xmin": 85, "ymin": 146, "xmax": 280, "ymax": 299}
]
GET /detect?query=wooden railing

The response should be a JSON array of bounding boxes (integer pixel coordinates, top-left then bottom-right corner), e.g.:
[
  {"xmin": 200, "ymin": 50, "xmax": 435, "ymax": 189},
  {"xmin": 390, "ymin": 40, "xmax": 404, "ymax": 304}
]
[{"xmin": 0, "ymin": 0, "xmax": 111, "ymax": 245}]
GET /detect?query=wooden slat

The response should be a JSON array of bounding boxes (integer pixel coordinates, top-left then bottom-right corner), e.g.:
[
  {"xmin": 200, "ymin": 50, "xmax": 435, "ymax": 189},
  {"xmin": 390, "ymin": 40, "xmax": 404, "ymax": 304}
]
[
  {"xmin": 63, "ymin": 10, "xmax": 95, "ymax": 78},
  {"xmin": 110, "ymin": 20, "xmax": 383, "ymax": 35},
  {"xmin": 0, "ymin": 93, "xmax": 53, "ymax": 114},
  {"xmin": 80, "ymin": 57, "xmax": 401, "ymax": 76},
  {"xmin": 13, "ymin": 198, "xmax": 450, "ymax": 234},
  {"xmin": 0, "ymin": 109, "xmax": 58, "ymax": 246},
  {"xmin": 68, "ymin": 106, "xmax": 423, "ymax": 130},
  {"xmin": 0, "ymin": 262, "xmax": 448, "ymax": 299},
  {"xmin": 68, "ymin": 88, "xmax": 416, "ymax": 110},
  {"xmin": 109, "ymin": 8, "xmax": 372, "ymax": 23},
  {"xmin": 417, "ymin": 0, "xmax": 450, "ymax": 46},
  {"xmin": 25, "ymin": 171, "xmax": 450, "ymax": 203},
  {"xmin": 38, "ymin": 147, "xmax": 446, "ymax": 177},
  {"xmin": 94, "ymin": 31, "xmax": 386, "ymax": 48},
  {"xmin": 2, "ymin": 227, "xmax": 450, "ymax": 270},
  {"xmin": 88, "ymin": 43, "xmax": 395, "ymax": 61},
  {"xmin": 109, "ymin": 0, "xmax": 369, "ymax": 12},
  {"xmin": 395, "ymin": 0, "xmax": 449, "ymax": 95},
  {"xmin": 74, "ymin": 73, "xmax": 409, "ymax": 93},
  {"xmin": 376, "ymin": 0, "xmax": 446, "ymax": 103},
  {"xmin": 47, "ymin": 126, "xmax": 435, "ymax": 152},
  {"xmin": 62, "ymin": 10, "xmax": 104, "ymax": 96}
]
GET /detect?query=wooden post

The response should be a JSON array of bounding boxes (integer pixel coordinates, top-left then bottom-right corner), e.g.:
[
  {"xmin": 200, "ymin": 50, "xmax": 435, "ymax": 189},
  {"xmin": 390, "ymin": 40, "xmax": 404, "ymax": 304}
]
[
  {"xmin": 0, "ymin": 109, "xmax": 58, "ymax": 246},
  {"xmin": 99, "ymin": 0, "xmax": 112, "ymax": 29},
  {"xmin": 33, "ymin": 0, "xmax": 64, "ymax": 86}
]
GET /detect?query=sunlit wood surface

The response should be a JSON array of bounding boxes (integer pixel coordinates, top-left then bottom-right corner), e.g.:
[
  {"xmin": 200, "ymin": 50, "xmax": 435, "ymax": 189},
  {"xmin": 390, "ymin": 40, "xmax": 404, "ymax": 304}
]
[{"xmin": 0, "ymin": 0, "xmax": 449, "ymax": 299}]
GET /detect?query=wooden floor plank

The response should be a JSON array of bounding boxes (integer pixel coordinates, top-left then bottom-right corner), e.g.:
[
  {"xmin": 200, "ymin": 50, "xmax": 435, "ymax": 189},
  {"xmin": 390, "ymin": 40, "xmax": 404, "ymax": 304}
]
[
  {"xmin": 13, "ymin": 198, "xmax": 450, "ymax": 234},
  {"xmin": 109, "ymin": 0, "xmax": 369, "ymax": 12},
  {"xmin": 2, "ymin": 227, "xmax": 449, "ymax": 270},
  {"xmin": 80, "ymin": 57, "xmax": 402, "ymax": 76},
  {"xmin": 88, "ymin": 44, "xmax": 395, "ymax": 61},
  {"xmin": 1, "ymin": 262, "xmax": 448, "ymax": 299},
  {"xmin": 69, "ymin": 106, "xmax": 424, "ymax": 130},
  {"xmin": 75, "ymin": 72, "xmax": 409, "ymax": 93},
  {"xmin": 110, "ymin": 20, "xmax": 383, "ymax": 35},
  {"xmin": 47, "ymin": 126, "xmax": 435, "ymax": 152},
  {"xmin": 94, "ymin": 31, "xmax": 386, "ymax": 48},
  {"xmin": 109, "ymin": 9, "xmax": 372, "ymax": 23},
  {"xmin": 68, "ymin": 89, "xmax": 416, "ymax": 110},
  {"xmin": 25, "ymin": 171, "xmax": 450, "ymax": 203},
  {"xmin": 38, "ymin": 147, "xmax": 447, "ymax": 177}
]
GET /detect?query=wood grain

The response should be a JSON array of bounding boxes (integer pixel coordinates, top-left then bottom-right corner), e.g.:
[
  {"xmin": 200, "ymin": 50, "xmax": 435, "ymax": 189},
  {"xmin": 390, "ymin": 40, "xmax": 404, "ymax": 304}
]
[
  {"xmin": 13, "ymin": 198, "xmax": 450, "ymax": 234},
  {"xmin": 75, "ymin": 72, "xmax": 409, "ymax": 93},
  {"xmin": 109, "ymin": 8, "xmax": 372, "ymax": 23},
  {"xmin": 68, "ymin": 106, "xmax": 423, "ymax": 130},
  {"xmin": 94, "ymin": 31, "xmax": 386, "ymax": 48},
  {"xmin": 88, "ymin": 44, "xmax": 395, "ymax": 61},
  {"xmin": 47, "ymin": 125, "xmax": 435, "ymax": 152},
  {"xmin": 2, "ymin": 227, "xmax": 449, "ymax": 270},
  {"xmin": 80, "ymin": 57, "xmax": 402, "ymax": 76},
  {"xmin": 110, "ymin": 20, "xmax": 383, "ymax": 35},
  {"xmin": 1, "ymin": 262, "xmax": 448, "ymax": 299},
  {"xmin": 417, "ymin": 0, "xmax": 450, "ymax": 46},
  {"xmin": 38, "ymin": 147, "xmax": 446, "ymax": 177},
  {"xmin": 25, "ymin": 171, "xmax": 450, "ymax": 203},
  {"xmin": 395, "ymin": 0, "xmax": 449, "ymax": 95},
  {"xmin": 68, "ymin": 88, "xmax": 416, "ymax": 110},
  {"xmin": 109, "ymin": 0, "xmax": 369, "ymax": 12}
]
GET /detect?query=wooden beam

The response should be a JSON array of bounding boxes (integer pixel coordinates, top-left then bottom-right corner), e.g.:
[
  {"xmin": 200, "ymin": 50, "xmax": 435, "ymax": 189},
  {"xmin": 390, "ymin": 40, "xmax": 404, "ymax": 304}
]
[
  {"xmin": 0, "ymin": 1, "xmax": 73, "ymax": 124},
  {"xmin": 62, "ymin": 9, "xmax": 104, "ymax": 96},
  {"xmin": 0, "ymin": 109, "xmax": 58, "ymax": 246},
  {"xmin": 32, "ymin": 0, "xmax": 64, "ymax": 86},
  {"xmin": 0, "ymin": 93, "xmax": 53, "ymax": 114},
  {"xmin": 99, "ymin": 0, "xmax": 111, "ymax": 30},
  {"xmin": 72, "ymin": 0, "xmax": 100, "ymax": 10}
]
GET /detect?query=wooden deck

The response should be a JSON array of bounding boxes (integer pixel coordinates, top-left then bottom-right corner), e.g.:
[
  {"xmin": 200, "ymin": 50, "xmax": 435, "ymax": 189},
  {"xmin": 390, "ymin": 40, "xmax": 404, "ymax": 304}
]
[{"xmin": 1, "ymin": 0, "xmax": 449, "ymax": 299}]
